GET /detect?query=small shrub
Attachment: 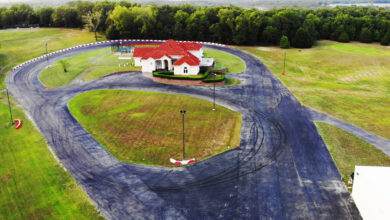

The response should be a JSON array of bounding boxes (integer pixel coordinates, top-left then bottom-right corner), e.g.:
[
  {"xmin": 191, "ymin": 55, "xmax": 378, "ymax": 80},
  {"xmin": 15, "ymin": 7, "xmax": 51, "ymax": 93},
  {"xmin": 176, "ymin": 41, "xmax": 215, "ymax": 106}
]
[
  {"xmin": 153, "ymin": 70, "xmax": 174, "ymax": 75},
  {"xmin": 279, "ymin": 35, "xmax": 290, "ymax": 49},
  {"xmin": 59, "ymin": 60, "xmax": 70, "ymax": 73},
  {"xmin": 153, "ymin": 72, "xmax": 208, "ymax": 80},
  {"xmin": 202, "ymin": 74, "xmax": 225, "ymax": 83}
]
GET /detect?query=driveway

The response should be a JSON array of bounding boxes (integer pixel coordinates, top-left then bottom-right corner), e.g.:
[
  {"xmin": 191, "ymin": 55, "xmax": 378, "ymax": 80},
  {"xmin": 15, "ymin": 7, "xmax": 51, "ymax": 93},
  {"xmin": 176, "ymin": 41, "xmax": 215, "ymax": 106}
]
[{"xmin": 7, "ymin": 41, "xmax": 361, "ymax": 219}]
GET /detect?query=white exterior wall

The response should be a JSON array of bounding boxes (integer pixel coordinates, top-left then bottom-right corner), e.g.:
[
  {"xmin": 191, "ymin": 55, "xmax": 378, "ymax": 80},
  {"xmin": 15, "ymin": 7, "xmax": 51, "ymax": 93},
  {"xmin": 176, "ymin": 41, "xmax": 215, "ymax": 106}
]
[
  {"xmin": 352, "ymin": 166, "xmax": 390, "ymax": 220},
  {"xmin": 141, "ymin": 58, "xmax": 156, "ymax": 73},
  {"xmin": 134, "ymin": 57, "xmax": 142, "ymax": 66},
  {"xmin": 189, "ymin": 49, "xmax": 203, "ymax": 59},
  {"xmin": 173, "ymin": 64, "xmax": 199, "ymax": 75}
]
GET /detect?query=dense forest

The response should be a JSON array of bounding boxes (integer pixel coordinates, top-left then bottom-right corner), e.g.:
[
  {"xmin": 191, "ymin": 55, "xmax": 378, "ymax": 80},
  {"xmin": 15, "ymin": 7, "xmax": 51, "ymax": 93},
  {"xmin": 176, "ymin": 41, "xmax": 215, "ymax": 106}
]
[{"xmin": 0, "ymin": 1, "xmax": 389, "ymax": 47}]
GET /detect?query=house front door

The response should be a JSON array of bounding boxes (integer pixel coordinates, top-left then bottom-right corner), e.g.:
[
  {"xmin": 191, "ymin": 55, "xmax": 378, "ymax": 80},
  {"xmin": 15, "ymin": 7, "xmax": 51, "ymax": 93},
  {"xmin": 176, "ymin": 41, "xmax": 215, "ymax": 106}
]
[{"xmin": 164, "ymin": 60, "xmax": 169, "ymax": 70}]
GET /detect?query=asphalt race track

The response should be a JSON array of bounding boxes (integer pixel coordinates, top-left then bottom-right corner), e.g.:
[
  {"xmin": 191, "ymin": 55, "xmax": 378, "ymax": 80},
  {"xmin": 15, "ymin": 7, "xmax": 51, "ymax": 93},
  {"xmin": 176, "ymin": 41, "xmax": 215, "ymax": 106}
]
[{"xmin": 7, "ymin": 41, "xmax": 361, "ymax": 219}]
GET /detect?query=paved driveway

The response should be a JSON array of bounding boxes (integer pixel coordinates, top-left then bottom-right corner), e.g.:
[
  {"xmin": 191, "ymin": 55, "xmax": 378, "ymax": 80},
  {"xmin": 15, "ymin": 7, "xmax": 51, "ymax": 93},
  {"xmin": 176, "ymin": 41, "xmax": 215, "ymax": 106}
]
[{"xmin": 7, "ymin": 42, "xmax": 361, "ymax": 219}]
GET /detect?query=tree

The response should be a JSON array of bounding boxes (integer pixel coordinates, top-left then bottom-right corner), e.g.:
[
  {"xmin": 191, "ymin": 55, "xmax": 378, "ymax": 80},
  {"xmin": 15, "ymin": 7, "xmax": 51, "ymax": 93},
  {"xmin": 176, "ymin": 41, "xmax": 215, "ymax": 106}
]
[
  {"xmin": 59, "ymin": 60, "xmax": 69, "ymax": 73},
  {"xmin": 52, "ymin": 6, "xmax": 82, "ymax": 28},
  {"xmin": 292, "ymin": 27, "xmax": 313, "ymax": 48},
  {"xmin": 83, "ymin": 11, "xmax": 102, "ymax": 41},
  {"xmin": 36, "ymin": 7, "xmax": 54, "ymax": 27},
  {"xmin": 263, "ymin": 26, "xmax": 280, "ymax": 44},
  {"xmin": 338, "ymin": 31, "xmax": 350, "ymax": 42},
  {"xmin": 380, "ymin": 31, "xmax": 390, "ymax": 46},
  {"xmin": 279, "ymin": 35, "xmax": 290, "ymax": 49},
  {"xmin": 173, "ymin": 10, "xmax": 189, "ymax": 40},
  {"xmin": 359, "ymin": 27, "xmax": 373, "ymax": 43}
]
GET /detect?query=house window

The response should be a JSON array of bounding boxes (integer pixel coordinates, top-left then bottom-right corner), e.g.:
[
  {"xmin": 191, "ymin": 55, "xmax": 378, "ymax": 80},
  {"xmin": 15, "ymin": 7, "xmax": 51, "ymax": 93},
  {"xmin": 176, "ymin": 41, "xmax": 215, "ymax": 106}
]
[{"xmin": 184, "ymin": 67, "xmax": 188, "ymax": 74}]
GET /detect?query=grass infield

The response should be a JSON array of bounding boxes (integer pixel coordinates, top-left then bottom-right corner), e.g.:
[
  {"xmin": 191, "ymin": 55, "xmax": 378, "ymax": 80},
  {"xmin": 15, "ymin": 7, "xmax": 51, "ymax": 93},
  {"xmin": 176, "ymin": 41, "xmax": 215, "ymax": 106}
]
[{"xmin": 68, "ymin": 90, "xmax": 242, "ymax": 167}]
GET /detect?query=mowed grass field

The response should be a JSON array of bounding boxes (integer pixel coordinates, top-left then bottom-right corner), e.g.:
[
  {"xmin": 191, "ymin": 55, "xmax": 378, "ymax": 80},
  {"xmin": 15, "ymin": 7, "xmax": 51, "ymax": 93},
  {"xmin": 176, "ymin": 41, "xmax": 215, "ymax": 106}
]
[
  {"xmin": 204, "ymin": 48, "xmax": 246, "ymax": 74},
  {"xmin": 239, "ymin": 41, "xmax": 390, "ymax": 139},
  {"xmin": 315, "ymin": 122, "xmax": 390, "ymax": 185},
  {"xmin": 0, "ymin": 28, "xmax": 105, "ymax": 88},
  {"xmin": 68, "ymin": 90, "xmax": 242, "ymax": 167},
  {"xmin": 0, "ymin": 28, "xmax": 102, "ymax": 219},
  {"xmin": 40, "ymin": 47, "xmax": 140, "ymax": 88},
  {"xmin": 0, "ymin": 103, "xmax": 102, "ymax": 219}
]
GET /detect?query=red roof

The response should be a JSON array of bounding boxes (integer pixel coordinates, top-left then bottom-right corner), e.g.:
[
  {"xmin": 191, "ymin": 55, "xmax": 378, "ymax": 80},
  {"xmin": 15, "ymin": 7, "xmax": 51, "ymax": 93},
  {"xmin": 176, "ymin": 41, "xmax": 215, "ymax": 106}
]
[
  {"xmin": 133, "ymin": 40, "xmax": 202, "ymax": 60},
  {"xmin": 133, "ymin": 47, "xmax": 152, "ymax": 57},
  {"xmin": 173, "ymin": 53, "xmax": 200, "ymax": 66},
  {"xmin": 180, "ymin": 42, "xmax": 203, "ymax": 51}
]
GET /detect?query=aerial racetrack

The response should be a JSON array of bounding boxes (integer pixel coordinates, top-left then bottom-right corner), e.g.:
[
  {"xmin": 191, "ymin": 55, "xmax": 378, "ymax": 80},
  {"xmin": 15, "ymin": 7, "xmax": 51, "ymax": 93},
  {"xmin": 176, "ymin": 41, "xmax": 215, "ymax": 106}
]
[{"xmin": 7, "ymin": 40, "xmax": 361, "ymax": 219}]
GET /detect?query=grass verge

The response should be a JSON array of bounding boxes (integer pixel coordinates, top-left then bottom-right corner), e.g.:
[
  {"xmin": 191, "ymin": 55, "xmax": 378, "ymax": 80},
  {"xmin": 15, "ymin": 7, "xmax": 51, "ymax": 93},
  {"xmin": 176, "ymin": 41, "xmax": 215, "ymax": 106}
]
[
  {"xmin": 204, "ymin": 48, "xmax": 246, "ymax": 74},
  {"xmin": 238, "ymin": 41, "xmax": 390, "ymax": 138},
  {"xmin": 68, "ymin": 90, "xmax": 242, "ymax": 167},
  {"xmin": 315, "ymin": 122, "xmax": 390, "ymax": 185},
  {"xmin": 0, "ymin": 102, "xmax": 102, "ymax": 219},
  {"xmin": 0, "ymin": 28, "xmax": 104, "ymax": 219}
]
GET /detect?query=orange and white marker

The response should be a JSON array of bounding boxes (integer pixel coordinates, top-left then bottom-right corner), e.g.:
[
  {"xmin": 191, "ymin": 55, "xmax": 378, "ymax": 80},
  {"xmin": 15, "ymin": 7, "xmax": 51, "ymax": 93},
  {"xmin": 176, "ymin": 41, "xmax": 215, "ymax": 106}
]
[
  {"xmin": 170, "ymin": 158, "xmax": 196, "ymax": 166},
  {"xmin": 14, "ymin": 119, "xmax": 22, "ymax": 129}
]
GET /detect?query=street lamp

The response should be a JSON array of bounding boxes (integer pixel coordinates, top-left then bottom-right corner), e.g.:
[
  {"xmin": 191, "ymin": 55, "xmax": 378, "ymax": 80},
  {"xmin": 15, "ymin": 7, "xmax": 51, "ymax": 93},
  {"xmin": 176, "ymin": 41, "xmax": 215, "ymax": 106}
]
[
  {"xmin": 2, "ymin": 89, "xmax": 14, "ymax": 125},
  {"xmin": 180, "ymin": 109, "xmax": 186, "ymax": 160}
]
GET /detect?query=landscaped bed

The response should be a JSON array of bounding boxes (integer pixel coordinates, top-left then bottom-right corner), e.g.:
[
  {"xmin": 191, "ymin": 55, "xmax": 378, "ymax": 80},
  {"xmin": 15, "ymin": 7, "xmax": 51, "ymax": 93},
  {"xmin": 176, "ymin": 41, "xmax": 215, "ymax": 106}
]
[
  {"xmin": 68, "ymin": 90, "xmax": 242, "ymax": 167},
  {"xmin": 152, "ymin": 70, "xmax": 225, "ymax": 83}
]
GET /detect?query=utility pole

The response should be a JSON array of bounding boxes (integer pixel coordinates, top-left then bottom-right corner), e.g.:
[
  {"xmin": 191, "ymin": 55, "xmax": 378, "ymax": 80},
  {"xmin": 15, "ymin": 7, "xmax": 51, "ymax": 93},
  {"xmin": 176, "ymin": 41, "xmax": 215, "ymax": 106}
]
[
  {"xmin": 212, "ymin": 73, "xmax": 216, "ymax": 111},
  {"xmin": 180, "ymin": 109, "xmax": 186, "ymax": 160},
  {"xmin": 3, "ymin": 89, "xmax": 13, "ymax": 125},
  {"xmin": 45, "ymin": 41, "xmax": 48, "ymax": 61},
  {"xmin": 282, "ymin": 51, "xmax": 286, "ymax": 75}
]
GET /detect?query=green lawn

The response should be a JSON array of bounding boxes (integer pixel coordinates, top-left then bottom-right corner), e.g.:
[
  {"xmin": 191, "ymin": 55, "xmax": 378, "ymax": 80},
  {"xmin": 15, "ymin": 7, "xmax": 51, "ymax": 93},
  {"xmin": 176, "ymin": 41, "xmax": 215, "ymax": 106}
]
[
  {"xmin": 68, "ymin": 90, "xmax": 242, "ymax": 167},
  {"xmin": 315, "ymin": 122, "xmax": 390, "ymax": 185},
  {"xmin": 204, "ymin": 48, "xmax": 246, "ymax": 74},
  {"xmin": 239, "ymin": 41, "xmax": 390, "ymax": 139},
  {"xmin": 0, "ymin": 103, "xmax": 102, "ymax": 219},
  {"xmin": 0, "ymin": 28, "xmax": 105, "ymax": 89},
  {"xmin": 0, "ymin": 28, "xmax": 103, "ymax": 219},
  {"xmin": 40, "ymin": 47, "xmax": 140, "ymax": 88}
]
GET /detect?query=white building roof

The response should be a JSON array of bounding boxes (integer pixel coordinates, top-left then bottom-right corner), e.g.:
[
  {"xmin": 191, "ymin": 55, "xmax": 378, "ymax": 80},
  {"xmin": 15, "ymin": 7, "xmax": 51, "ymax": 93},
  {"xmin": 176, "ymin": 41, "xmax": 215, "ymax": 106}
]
[{"xmin": 352, "ymin": 166, "xmax": 390, "ymax": 220}]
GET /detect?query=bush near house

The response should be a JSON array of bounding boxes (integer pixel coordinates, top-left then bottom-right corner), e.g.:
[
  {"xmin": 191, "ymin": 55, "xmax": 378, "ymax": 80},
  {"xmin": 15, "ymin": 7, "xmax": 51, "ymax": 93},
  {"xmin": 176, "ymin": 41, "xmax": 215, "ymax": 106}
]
[
  {"xmin": 202, "ymin": 74, "xmax": 225, "ymax": 83},
  {"xmin": 152, "ymin": 71, "xmax": 208, "ymax": 80}
]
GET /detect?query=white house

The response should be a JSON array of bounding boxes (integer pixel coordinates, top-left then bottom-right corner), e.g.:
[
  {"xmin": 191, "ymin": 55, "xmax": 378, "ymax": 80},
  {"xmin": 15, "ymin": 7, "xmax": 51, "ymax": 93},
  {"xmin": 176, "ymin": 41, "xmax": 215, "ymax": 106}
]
[{"xmin": 132, "ymin": 40, "xmax": 212, "ymax": 75}]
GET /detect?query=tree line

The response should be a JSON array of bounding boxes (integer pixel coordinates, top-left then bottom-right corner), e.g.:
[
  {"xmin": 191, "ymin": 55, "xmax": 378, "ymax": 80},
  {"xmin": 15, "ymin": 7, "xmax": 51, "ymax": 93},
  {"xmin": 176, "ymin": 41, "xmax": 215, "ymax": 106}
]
[{"xmin": 0, "ymin": 1, "xmax": 389, "ymax": 47}]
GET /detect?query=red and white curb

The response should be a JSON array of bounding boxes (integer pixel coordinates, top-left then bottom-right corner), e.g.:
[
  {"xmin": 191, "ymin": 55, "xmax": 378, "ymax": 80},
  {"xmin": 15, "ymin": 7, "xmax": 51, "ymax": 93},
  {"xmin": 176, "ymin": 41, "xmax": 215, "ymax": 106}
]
[
  {"xmin": 14, "ymin": 119, "xmax": 22, "ymax": 129},
  {"xmin": 170, "ymin": 158, "xmax": 196, "ymax": 166}
]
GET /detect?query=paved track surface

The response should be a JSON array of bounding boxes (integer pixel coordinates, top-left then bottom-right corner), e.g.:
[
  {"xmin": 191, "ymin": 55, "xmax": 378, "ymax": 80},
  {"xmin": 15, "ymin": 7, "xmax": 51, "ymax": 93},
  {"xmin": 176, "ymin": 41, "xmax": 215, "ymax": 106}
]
[
  {"xmin": 7, "ymin": 41, "xmax": 361, "ymax": 219},
  {"xmin": 307, "ymin": 108, "xmax": 390, "ymax": 156}
]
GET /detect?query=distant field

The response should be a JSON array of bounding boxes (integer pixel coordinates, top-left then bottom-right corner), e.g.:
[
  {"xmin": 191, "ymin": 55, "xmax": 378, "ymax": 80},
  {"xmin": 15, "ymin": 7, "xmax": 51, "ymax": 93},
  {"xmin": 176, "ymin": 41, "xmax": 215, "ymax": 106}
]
[
  {"xmin": 239, "ymin": 41, "xmax": 390, "ymax": 139},
  {"xmin": 204, "ymin": 48, "xmax": 246, "ymax": 74},
  {"xmin": 68, "ymin": 90, "xmax": 242, "ymax": 167},
  {"xmin": 315, "ymin": 122, "xmax": 390, "ymax": 185},
  {"xmin": 40, "ymin": 47, "xmax": 140, "ymax": 88},
  {"xmin": 0, "ymin": 28, "xmax": 102, "ymax": 219}
]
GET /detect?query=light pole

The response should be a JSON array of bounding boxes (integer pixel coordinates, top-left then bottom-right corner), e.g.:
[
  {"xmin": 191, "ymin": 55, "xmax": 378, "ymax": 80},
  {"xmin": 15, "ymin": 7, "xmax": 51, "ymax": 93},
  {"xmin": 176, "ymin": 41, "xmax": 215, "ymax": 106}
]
[
  {"xmin": 282, "ymin": 51, "xmax": 286, "ymax": 75},
  {"xmin": 45, "ymin": 41, "xmax": 48, "ymax": 61},
  {"xmin": 180, "ymin": 109, "xmax": 186, "ymax": 160},
  {"xmin": 2, "ymin": 89, "xmax": 13, "ymax": 125},
  {"xmin": 212, "ymin": 73, "xmax": 216, "ymax": 111}
]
